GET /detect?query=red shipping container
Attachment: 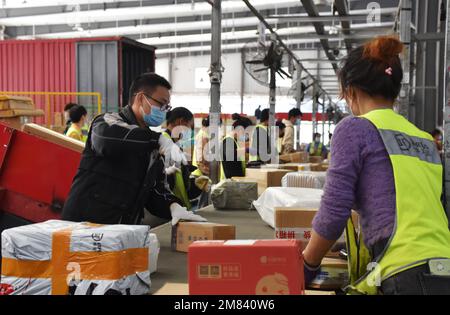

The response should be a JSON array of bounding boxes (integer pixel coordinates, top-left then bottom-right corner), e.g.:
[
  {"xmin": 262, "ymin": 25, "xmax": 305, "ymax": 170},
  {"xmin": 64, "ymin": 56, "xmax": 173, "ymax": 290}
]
[{"xmin": 188, "ymin": 239, "xmax": 305, "ymax": 295}]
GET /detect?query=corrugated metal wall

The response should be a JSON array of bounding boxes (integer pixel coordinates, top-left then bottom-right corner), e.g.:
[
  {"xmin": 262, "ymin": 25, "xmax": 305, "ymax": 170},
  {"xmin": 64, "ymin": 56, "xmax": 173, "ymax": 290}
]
[
  {"xmin": 76, "ymin": 41, "xmax": 119, "ymax": 113},
  {"xmin": 0, "ymin": 40, "xmax": 76, "ymax": 124}
]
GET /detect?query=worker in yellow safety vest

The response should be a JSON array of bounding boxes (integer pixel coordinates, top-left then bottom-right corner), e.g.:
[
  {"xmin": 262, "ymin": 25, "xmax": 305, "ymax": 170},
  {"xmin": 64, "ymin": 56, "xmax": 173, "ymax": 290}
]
[
  {"xmin": 307, "ymin": 132, "xmax": 328, "ymax": 158},
  {"xmin": 65, "ymin": 104, "xmax": 88, "ymax": 143},
  {"xmin": 302, "ymin": 36, "xmax": 450, "ymax": 294},
  {"xmin": 220, "ymin": 114, "xmax": 253, "ymax": 180},
  {"xmin": 249, "ymin": 108, "xmax": 271, "ymax": 163},
  {"xmin": 162, "ymin": 107, "xmax": 210, "ymax": 209}
]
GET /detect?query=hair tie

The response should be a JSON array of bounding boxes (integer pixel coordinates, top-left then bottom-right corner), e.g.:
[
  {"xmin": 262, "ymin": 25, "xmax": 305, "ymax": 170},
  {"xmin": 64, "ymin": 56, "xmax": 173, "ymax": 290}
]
[{"xmin": 385, "ymin": 67, "xmax": 393, "ymax": 76}]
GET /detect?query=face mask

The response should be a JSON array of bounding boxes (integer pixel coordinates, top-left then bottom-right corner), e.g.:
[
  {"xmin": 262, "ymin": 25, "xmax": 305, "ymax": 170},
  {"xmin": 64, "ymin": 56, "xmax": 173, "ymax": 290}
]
[
  {"xmin": 141, "ymin": 104, "xmax": 166, "ymax": 127},
  {"xmin": 180, "ymin": 129, "xmax": 193, "ymax": 141},
  {"xmin": 295, "ymin": 119, "xmax": 301, "ymax": 125},
  {"xmin": 315, "ymin": 137, "xmax": 321, "ymax": 143}
]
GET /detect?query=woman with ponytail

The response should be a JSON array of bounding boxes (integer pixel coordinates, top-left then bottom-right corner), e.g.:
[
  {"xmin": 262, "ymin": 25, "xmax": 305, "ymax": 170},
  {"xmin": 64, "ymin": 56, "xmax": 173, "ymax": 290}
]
[{"xmin": 302, "ymin": 36, "xmax": 450, "ymax": 294}]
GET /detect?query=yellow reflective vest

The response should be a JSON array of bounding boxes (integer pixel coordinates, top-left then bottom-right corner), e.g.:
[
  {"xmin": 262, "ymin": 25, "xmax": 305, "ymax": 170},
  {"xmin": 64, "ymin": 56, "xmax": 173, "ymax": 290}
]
[{"xmin": 344, "ymin": 108, "xmax": 450, "ymax": 295}]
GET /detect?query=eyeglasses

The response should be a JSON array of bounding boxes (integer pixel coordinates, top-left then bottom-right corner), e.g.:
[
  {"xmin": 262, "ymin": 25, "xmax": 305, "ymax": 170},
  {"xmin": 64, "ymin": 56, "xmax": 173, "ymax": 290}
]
[{"xmin": 139, "ymin": 93, "xmax": 172, "ymax": 112}]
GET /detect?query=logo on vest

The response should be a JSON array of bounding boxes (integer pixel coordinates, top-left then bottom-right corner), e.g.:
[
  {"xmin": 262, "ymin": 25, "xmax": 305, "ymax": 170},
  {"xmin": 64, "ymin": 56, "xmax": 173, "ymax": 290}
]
[{"xmin": 394, "ymin": 133, "xmax": 431, "ymax": 157}]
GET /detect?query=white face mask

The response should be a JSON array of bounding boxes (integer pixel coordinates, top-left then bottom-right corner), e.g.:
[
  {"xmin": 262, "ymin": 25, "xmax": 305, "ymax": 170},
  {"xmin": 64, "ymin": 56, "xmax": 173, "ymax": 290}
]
[{"xmin": 315, "ymin": 137, "xmax": 321, "ymax": 143}]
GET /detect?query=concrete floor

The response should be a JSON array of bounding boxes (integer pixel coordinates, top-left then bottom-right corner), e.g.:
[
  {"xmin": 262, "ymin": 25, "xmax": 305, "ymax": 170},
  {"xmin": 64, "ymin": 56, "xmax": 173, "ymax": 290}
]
[{"xmin": 148, "ymin": 206, "xmax": 273, "ymax": 294}]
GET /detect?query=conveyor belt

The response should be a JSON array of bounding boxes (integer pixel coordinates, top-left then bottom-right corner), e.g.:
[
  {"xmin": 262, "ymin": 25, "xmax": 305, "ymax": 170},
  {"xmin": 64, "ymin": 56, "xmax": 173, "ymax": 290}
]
[{"xmin": 149, "ymin": 206, "xmax": 273, "ymax": 294}]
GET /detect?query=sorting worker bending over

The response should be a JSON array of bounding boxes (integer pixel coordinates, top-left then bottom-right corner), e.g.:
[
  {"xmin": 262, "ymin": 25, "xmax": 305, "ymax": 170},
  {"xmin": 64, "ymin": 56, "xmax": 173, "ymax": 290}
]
[
  {"xmin": 62, "ymin": 73, "xmax": 206, "ymax": 226},
  {"xmin": 220, "ymin": 114, "xmax": 253, "ymax": 179},
  {"xmin": 65, "ymin": 104, "xmax": 88, "ymax": 143},
  {"xmin": 161, "ymin": 107, "xmax": 209, "ymax": 209},
  {"xmin": 281, "ymin": 108, "xmax": 302, "ymax": 155},
  {"xmin": 302, "ymin": 36, "xmax": 450, "ymax": 294}
]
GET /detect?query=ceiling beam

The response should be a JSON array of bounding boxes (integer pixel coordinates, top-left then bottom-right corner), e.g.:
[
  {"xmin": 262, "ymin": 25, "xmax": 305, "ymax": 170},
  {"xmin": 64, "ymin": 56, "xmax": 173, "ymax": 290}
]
[
  {"xmin": 0, "ymin": 0, "xmax": 299, "ymax": 27},
  {"xmin": 300, "ymin": 0, "xmax": 338, "ymax": 73}
]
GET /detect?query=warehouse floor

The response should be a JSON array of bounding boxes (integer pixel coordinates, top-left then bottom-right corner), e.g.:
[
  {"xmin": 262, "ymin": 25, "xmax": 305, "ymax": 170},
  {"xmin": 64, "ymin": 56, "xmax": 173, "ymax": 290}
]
[{"xmin": 149, "ymin": 206, "xmax": 272, "ymax": 294}]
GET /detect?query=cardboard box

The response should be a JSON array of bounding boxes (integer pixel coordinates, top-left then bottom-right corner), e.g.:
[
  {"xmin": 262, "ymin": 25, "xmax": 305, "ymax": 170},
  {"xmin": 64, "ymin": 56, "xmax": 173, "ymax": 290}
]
[
  {"xmin": 280, "ymin": 152, "xmax": 309, "ymax": 163},
  {"xmin": 188, "ymin": 239, "xmax": 305, "ymax": 295},
  {"xmin": 53, "ymin": 112, "xmax": 63, "ymax": 127},
  {"xmin": 22, "ymin": 123, "xmax": 85, "ymax": 153},
  {"xmin": 309, "ymin": 156, "xmax": 323, "ymax": 164},
  {"xmin": 0, "ymin": 108, "xmax": 44, "ymax": 118},
  {"xmin": 154, "ymin": 283, "xmax": 189, "ymax": 295},
  {"xmin": 274, "ymin": 207, "xmax": 350, "ymax": 258},
  {"xmin": 308, "ymin": 258, "xmax": 348, "ymax": 290},
  {"xmin": 263, "ymin": 164, "xmax": 299, "ymax": 172},
  {"xmin": 0, "ymin": 96, "xmax": 34, "ymax": 110},
  {"xmin": 171, "ymin": 222, "xmax": 236, "ymax": 253},
  {"xmin": 243, "ymin": 168, "xmax": 291, "ymax": 193}
]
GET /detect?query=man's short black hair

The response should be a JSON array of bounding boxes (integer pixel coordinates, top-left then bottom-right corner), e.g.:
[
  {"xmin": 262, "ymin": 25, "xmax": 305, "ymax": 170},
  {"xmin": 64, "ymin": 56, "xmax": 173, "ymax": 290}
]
[
  {"xmin": 69, "ymin": 105, "xmax": 88, "ymax": 123},
  {"xmin": 276, "ymin": 120, "xmax": 286, "ymax": 130},
  {"xmin": 288, "ymin": 108, "xmax": 303, "ymax": 119},
  {"xmin": 64, "ymin": 102, "xmax": 78, "ymax": 112},
  {"xmin": 260, "ymin": 108, "xmax": 270, "ymax": 122},
  {"xmin": 128, "ymin": 72, "xmax": 172, "ymax": 105},
  {"xmin": 313, "ymin": 132, "xmax": 321, "ymax": 138}
]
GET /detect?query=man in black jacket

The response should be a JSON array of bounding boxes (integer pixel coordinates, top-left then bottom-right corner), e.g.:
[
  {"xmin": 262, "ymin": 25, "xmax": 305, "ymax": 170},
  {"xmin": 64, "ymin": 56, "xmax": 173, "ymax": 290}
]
[{"xmin": 62, "ymin": 73, "xmax": 206, "ymax": 225}]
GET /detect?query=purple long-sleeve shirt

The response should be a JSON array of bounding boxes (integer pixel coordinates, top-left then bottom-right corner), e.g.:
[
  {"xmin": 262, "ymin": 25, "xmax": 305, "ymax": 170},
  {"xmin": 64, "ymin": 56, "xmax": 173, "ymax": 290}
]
[{"xmin": 312, "ymin": 116, "xmax": 396, "ymax": 248}]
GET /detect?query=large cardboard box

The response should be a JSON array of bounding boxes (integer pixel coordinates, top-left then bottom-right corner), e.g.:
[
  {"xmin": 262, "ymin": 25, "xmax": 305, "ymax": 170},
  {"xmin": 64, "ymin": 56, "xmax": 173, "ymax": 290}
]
[
  {"xmin": 243, "ymin": 168, "xmax": 291, "ymax": 193},
  {"xmin": 308, "ymin": 258, "xmax": 348, "ymax": 290},
  {"xmin": 274, "ymin": 207, "xmax": 356, "ymax": 258},
  {"xmin": 188, "ymin": 239, "xmax": 305, "ymax": 295},
  {"xmin": 280, "ymin": 152, "xmax": 309, "ymax": 163},
  {"xmin": 171, "ymin": 222, "xmax": 236, "ymax": 253}
]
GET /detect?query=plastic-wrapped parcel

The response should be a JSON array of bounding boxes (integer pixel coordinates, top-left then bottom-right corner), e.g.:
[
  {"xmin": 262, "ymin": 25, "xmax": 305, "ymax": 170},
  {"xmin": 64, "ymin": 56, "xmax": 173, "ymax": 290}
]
[{"xmin": 1, "ymin": 220, "xmax": 159, "ymax": 295}]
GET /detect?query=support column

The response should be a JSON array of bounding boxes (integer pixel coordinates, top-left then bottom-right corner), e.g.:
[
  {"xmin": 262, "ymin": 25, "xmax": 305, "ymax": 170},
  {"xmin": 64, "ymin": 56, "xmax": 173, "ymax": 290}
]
[
  {"xmin": 399, "ymin": 0, "xmax": 412, "ymax": 119},
  {"xmin": 209, "ymin": 0, "xmax": 222, "ymax": 184}
]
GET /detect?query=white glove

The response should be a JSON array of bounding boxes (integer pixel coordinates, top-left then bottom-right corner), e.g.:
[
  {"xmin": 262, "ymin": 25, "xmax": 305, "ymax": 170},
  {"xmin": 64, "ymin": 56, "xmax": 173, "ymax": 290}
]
[
  {"xmin": 159, "ymin": 134, "xmax": 188, "ymax": 168},
  {"xmin": 170, "ymin": 203, "xmax": 207, "ymax": 226},
  {"xmin": 165, "ymin": 165, "xmax": 181, "ymax": 175}
]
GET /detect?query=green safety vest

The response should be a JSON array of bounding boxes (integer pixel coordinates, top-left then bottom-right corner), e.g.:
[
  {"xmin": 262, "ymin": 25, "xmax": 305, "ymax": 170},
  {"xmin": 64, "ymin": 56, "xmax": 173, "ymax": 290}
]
[
  {"xmin": 162, "ymin": 131, "xmax": 192, "ymax": 209},
  {"xmin": 309, "ymin": 142, "xmax": 323, "ymax": 156},
  {"xmin": 249, "ymin": 124, "xmax": 268, "ymax": 162},
  {"xmin": 220, "ymin": 135, "xmax": 246, "ymax": 181},
  {"xmin": 81, "ymin": 124, "xmax": 89, "ymax": 143},
  {"xmin": 344, "ymin": 108, "xmax": 450, "ymax": 295}
]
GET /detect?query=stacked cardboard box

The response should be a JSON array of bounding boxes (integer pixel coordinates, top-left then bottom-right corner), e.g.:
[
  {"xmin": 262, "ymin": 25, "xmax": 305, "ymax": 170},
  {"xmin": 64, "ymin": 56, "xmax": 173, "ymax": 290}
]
[
  {"xmin": 0, "ymin": 96, "xmax": 44, "ymax": 129},
  {"xmin": 188, "ymin": 239, "xmax": 305, "ymax": 295},
  {"xmin": 171, "ymin": 222, "xmax": 236, "ymax": 253}
]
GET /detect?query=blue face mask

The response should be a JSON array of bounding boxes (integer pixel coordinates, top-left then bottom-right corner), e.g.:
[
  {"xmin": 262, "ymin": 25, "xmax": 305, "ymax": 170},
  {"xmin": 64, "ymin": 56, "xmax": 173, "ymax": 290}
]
[
  {"xmin": 295, "ymin": 119, "xmax": 301, "ymax": 125},
  {"xmin": 141, "ymin": 105, "xmax": 166, "ymax": 127}
]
